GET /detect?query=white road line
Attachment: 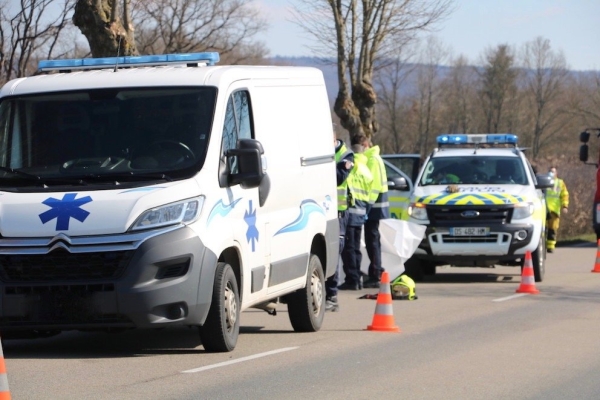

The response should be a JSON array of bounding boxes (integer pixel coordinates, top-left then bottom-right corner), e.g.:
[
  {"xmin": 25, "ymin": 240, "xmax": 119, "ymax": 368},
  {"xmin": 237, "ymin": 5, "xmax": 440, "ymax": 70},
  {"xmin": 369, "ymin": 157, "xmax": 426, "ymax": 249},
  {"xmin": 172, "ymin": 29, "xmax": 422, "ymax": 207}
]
[
  {"xmin": 493, "ymin": 293, "xmax": 529, "ymax": 302},
  {"xmin": 181, "ymin": 347, "xmax": 299, "ymax": 373}
]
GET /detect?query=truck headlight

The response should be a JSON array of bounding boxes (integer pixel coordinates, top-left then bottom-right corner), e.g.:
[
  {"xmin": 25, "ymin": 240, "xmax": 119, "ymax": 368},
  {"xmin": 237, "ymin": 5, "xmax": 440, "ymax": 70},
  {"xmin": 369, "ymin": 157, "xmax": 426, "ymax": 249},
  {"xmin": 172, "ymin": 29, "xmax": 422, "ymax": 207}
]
[
  {"xmin": 408, "ymin": 202, "xmax": 428, "ymax": 220},
  {"xmin": 131, "ymin": 196, "xmax": 204, "ymax": 231},
  {"xmin": 512, "ymin": 202, "xmax": 534, "ymax": 220}
]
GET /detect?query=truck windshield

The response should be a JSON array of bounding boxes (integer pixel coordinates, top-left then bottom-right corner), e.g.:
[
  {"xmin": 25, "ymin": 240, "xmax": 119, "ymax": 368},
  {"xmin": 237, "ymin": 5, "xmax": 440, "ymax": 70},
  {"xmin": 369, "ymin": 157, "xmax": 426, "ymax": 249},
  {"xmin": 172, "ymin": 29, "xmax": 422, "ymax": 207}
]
[
  {"xmin": 0, "ymin": 87, "xmax": 217, "ymax": 186},
  {"xmin": 420, "ymin": 156, "xmax": 528, "ymax": 185}
]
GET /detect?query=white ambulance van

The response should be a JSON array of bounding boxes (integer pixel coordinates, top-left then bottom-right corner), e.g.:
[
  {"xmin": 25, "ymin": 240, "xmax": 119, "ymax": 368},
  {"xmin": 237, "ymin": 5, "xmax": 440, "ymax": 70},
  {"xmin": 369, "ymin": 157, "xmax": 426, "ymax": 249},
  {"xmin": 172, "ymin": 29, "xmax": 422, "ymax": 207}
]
[{"xmin": 0, "ymin": 52, "xmax": 338, "ymax": 352}]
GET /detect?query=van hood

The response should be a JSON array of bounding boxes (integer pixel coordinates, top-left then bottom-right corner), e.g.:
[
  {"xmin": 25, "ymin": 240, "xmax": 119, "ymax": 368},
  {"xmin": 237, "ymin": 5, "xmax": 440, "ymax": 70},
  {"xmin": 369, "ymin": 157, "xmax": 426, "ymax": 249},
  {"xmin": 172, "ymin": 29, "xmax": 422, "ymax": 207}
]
[
  {"xmin": 412, "ymin": 184, "xmax": 531, "ymax": 205},
  {"xmin": 0, "ymin": 180, "xmax": 200, "ymax": 237}
]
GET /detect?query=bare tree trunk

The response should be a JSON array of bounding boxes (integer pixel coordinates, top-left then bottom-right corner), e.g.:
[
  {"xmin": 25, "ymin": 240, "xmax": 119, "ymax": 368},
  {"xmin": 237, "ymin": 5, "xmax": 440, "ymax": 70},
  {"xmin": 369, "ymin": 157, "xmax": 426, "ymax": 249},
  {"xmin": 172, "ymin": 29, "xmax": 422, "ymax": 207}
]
[
  {"xmin": 298, "ymin": 0, "xmax": 452, "ymax": 145},
  {"xmin": 73, "ymin": 0, "xmax": 138, "ymax": 57}
]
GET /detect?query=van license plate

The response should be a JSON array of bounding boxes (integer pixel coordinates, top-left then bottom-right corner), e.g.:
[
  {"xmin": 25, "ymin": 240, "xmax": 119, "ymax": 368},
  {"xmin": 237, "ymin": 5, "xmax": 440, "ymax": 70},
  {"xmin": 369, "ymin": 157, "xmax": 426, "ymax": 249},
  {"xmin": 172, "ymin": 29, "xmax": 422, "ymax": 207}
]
[{"xmin": 450, "ymin": 227, "xmax": 489, "ymax": 236}]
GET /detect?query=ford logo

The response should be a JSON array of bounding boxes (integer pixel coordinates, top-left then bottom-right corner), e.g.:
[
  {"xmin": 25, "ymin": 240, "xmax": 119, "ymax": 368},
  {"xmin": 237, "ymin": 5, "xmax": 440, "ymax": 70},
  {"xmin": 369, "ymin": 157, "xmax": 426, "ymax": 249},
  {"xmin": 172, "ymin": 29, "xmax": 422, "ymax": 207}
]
[{"xmin": 461, "ymin": 210, "xmax": 480, "ymax": 218}]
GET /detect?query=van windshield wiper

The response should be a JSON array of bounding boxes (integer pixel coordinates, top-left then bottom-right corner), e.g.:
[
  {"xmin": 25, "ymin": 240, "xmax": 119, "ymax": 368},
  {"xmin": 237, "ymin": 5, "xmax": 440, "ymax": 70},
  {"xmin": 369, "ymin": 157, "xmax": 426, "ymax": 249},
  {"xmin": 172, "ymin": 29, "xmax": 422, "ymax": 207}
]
[
  {"xmin": 0, "ymin": 166, "xmax": 41, "ymax": 180},
  {"xmin": 70, "ymin": 172, "xmax": 174, "ymax": 183}
]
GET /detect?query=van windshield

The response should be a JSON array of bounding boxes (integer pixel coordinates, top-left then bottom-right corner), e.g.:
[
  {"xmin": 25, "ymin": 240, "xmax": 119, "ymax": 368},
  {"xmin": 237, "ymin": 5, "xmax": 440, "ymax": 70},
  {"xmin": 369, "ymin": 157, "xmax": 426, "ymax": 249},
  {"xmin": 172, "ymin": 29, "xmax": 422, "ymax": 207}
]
[
  {"xmin": 420, "ymin": 156, "xmax": 528, "ymax": 185},
  {"xmin": 0, "ymin": 87, "xmax": 217, "ymax": 187}
]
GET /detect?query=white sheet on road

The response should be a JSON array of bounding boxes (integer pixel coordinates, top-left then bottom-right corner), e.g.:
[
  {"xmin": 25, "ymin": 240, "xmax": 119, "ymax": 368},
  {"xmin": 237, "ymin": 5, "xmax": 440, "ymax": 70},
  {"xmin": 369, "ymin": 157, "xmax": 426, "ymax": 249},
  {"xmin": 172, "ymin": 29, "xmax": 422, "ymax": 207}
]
[{"xmin": 339, "ymin": 219, "xmax": 426, "ymax": 281}]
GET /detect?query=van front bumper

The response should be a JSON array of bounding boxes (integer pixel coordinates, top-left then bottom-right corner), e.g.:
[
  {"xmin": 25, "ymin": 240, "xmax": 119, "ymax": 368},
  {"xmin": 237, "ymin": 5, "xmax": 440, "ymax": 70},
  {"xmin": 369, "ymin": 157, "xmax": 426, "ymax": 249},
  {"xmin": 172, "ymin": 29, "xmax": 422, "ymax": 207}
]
[{"xmin": 0, "ymin": 226, "xmax": 217, "ymax": 333}]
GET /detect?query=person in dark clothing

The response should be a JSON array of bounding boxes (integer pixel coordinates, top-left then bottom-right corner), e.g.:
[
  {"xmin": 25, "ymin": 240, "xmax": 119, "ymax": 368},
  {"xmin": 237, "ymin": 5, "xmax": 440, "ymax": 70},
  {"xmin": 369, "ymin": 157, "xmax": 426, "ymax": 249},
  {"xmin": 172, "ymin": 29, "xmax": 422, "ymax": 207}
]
[{"xmin": 325, "ymin": 133, "xmax": 354, "ymax": 311}]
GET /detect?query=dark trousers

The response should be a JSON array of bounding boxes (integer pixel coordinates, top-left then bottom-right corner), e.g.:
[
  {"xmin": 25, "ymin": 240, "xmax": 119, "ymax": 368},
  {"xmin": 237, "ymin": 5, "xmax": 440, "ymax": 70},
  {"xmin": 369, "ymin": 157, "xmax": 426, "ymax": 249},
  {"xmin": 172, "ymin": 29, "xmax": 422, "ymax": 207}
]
[
  {"xmin": 326, "ymin": 211, "xmax": 348, "ymax": 297},
  {"xmin": 341, "ymin": 224, "xmax": 363, "ymax": 286},
  {"xmin": 364, "ymin": 218, "xmax": 383, "ymax": 279}
]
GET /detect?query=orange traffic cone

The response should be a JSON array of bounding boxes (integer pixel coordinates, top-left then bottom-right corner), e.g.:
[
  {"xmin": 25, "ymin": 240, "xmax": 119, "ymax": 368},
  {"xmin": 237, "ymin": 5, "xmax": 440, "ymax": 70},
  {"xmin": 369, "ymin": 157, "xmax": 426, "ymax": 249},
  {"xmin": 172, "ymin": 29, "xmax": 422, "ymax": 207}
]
[
  {"xmin": 0, "ymin": 338, "xmax": 10, "ymax": 400},
  {"xmin": 516, "ymin": 251, "xmax": 539, "ymax": 294},
  {"xmin": 366, "ymin": 272, "xmax": 401, "ymax": 332},
  {"xmin": 592, "ymin": 239, "xmax": 600, "ymax": 273}
]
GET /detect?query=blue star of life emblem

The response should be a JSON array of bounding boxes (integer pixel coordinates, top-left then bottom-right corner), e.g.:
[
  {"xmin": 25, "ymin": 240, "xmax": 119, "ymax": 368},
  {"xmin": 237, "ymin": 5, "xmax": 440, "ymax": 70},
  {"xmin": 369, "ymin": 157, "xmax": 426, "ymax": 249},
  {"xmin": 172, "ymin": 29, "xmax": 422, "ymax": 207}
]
[{"xmin": 39, "ymin": 193, "xmax": 93, "ymax": 231}]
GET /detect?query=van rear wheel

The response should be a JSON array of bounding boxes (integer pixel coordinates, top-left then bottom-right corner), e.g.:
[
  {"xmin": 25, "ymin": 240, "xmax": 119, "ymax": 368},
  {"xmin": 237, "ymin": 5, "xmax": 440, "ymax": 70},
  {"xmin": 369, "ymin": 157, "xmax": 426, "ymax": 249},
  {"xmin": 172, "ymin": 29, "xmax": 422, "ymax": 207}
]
[
  {"xmin": 286, "ymin": 254, "xmax": 325, "ymax": 332},
  {"xmin": 199, "ymin": 262, "xmax": 240, "ymax": 352}
]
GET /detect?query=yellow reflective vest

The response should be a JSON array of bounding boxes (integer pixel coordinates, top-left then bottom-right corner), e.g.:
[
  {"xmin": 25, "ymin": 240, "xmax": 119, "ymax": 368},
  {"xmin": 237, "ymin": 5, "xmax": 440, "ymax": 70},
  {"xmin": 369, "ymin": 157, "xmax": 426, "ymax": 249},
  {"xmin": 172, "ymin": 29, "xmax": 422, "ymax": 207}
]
[
  {"xmin": 545, "ymin": 178, "xmax": 569, "ymax": 215},
  {"xmin": 346, "ymin": 153, "xmax": 373, "ymax": 226},
  {"xmin": 364, "ymin": 145, "xmax": 390, "ymax": 220}
]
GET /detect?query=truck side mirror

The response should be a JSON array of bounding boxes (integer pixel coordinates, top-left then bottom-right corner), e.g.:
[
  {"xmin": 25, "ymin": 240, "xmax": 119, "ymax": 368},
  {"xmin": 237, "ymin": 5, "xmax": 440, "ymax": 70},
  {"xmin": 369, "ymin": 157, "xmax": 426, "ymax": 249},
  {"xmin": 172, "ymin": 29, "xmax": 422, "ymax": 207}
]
[
  {"xmin": 580, "ymin": 144, "xmax": 589, "ymax": 163},
  {"xmin": 388, "ymin": 176, "xmax": 409, "ymax": 191},
  {"xmin": 535, "ymin": 174, "xmax": 554, "ymax": 190},
  {"xmin": 580, "ymin": 131, "xmax": 590, "ymax": 143}
]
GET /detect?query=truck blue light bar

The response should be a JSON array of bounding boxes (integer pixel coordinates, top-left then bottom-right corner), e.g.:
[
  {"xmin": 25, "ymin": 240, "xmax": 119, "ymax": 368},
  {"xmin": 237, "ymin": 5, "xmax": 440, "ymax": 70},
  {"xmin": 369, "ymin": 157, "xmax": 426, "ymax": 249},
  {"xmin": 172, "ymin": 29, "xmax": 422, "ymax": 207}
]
[
  {"xmin": 437, "ymin": 134, "xmax": 518, "ymax": 145},
  {"xmin": 38, "ymin": 52, "xmax": 220, "ymax": 72}
]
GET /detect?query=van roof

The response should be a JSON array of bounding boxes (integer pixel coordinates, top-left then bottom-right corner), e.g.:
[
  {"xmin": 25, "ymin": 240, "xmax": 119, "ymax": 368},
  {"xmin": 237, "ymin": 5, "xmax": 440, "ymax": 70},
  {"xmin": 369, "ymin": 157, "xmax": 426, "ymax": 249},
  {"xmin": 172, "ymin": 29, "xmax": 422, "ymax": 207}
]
[{"xmin": 1, "ymin": 64, "xmax": 326, "ymax": 96}]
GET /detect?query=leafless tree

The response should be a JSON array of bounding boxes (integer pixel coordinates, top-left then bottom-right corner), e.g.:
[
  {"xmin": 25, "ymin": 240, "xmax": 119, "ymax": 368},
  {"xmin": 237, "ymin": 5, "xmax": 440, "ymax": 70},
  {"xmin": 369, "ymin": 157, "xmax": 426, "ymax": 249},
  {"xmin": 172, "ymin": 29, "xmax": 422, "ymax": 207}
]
[
  {"xmin": 413, "ymin": 35, "xmax": 449, "ymax": 155},
  {"xmin": 0, "ymin": 0, "xmax": 76, "ymax": 84},
  {"xmin": 439, "ymin": 54, "xmax": 475, "ymax": 134},
  {"xmin": 375, "ymin": 44, "xmax": 417, "ymax": 153},
  {"xmin": 292, "ymin": 0, "xmax": 453, "ymax": 144},
  {"xmin": 476, "ymin": 44, "xmax": 518, "ymax": 133},
  {"xmin": 131, "ymin": 0, "xmax": 268, "ymax": 64},
  {"xmin": 520, "ymin": 37, "xmax": 570, "ymax": 157}
]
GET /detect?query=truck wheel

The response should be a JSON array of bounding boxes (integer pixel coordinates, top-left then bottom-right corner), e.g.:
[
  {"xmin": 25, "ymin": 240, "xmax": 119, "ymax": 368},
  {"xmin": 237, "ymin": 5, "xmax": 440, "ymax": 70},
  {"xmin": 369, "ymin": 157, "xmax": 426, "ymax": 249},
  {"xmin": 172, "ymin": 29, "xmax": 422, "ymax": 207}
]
[
  {"xmin": 404, "ymin": 256, "xmax": 424, "ymax": 282},
  {"xmin": 530, "ymin": 236, "xmax": 545, "ymax": 282},
  {"xmin": 286, "ymin": 254, "xmax": 325, "ymax": 332},
  {"xmin": 199, "ymin": 262, "xmax": 240, "ymax": 352},
  {"xmin": 423, "ymin": 261, "xmax": 436, "ymax": 276}
]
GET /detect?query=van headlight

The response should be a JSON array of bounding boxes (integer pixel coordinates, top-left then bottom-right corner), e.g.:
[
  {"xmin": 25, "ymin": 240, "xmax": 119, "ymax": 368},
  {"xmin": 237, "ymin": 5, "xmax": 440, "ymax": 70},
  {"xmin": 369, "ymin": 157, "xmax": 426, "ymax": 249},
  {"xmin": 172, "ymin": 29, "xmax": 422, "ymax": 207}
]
[
  {"xmin": 512, "ymin": 202, "xmax": 534, "ymax": 220},
  {"xmin": 131, "ymin": 196, "xmax": 204, "ymax": 231},
  {"xmin": 408, "ymin": 202, "xmax": 428, "ymax": 220}
]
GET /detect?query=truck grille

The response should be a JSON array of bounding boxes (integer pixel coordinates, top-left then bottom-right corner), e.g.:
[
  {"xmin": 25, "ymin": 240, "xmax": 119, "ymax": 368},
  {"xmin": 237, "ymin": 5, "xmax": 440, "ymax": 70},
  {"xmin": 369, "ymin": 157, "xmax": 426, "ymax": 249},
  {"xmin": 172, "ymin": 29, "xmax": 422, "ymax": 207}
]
[
  {"xmin": 427, "ymin": 205, "xmax": 511, "ymax": 225},
  {"xmin": 0, "ymin": 249, "xmax": 133, "ymax": 283}
]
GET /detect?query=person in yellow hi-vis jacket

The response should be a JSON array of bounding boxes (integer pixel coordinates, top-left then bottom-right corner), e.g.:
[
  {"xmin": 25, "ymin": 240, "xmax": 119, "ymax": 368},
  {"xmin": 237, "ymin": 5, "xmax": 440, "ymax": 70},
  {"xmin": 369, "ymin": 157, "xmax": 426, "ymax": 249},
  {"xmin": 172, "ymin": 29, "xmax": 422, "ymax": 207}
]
[
  {"xmin": 339, "ymin": 146, "xmax": 373, "ymax": 290},
  {"xmin": 545, "ymin": 166, "xmax": 569, "ymax": 253},
  {"xmin": 358, "ymin": 135, "xmax": 391, "ymax": 288}
]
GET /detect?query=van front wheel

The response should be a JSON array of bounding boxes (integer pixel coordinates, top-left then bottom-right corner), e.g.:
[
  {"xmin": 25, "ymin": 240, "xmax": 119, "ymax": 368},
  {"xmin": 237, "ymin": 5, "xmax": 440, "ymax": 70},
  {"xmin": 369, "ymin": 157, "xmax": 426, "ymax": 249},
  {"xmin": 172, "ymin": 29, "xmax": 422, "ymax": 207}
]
[
  {"xmin": 286, "ymin": 254, "xmax": 325, "ymax": 332},
  {"xmin": 199, "ymin": 262, "xmax": 240, "ymax": 352}
]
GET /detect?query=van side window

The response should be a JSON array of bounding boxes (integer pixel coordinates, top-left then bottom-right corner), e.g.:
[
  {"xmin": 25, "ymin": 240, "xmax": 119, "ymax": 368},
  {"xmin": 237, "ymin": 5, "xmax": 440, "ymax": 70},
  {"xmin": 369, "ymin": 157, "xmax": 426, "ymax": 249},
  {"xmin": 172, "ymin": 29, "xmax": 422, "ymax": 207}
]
[{"xmin": 222, "ymin": 90, "xmax": 254, "ymax": 173}]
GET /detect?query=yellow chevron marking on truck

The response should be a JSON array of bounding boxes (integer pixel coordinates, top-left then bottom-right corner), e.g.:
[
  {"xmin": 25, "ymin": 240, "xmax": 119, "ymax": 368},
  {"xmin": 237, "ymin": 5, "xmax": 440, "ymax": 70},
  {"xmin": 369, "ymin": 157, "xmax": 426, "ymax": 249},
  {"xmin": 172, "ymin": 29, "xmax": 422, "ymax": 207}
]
[{"xmin": 416, "ymin": 192, "xmax": 525, "ymax": 206}]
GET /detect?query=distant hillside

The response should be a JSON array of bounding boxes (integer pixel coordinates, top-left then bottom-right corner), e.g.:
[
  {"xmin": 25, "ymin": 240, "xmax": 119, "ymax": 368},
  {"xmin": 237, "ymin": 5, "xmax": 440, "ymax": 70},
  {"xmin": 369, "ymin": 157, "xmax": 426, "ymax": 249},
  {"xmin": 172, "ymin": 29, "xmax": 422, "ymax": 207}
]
[{"xmin": 267, "ymin": 56, "xmax": 595, "ymax": 108}]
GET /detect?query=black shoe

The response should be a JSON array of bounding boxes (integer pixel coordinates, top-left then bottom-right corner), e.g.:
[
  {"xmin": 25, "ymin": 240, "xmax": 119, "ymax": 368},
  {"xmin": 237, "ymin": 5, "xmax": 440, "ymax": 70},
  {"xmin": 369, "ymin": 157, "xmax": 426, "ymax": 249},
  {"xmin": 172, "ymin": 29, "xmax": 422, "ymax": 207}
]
[
  {"xmin": 338, "ymin": 282, "xmax": 360, "ymax": 291},
  {"xmin": 547, "ymin": 248, "xmax": 554, "ymax": 253},
  {"xmin": 325, "ymin": 296, "xmax": 339, "ymax": 312},
  {"xmin": 362, "ymin": 277, "xmax": 380, "ymax": 288}
]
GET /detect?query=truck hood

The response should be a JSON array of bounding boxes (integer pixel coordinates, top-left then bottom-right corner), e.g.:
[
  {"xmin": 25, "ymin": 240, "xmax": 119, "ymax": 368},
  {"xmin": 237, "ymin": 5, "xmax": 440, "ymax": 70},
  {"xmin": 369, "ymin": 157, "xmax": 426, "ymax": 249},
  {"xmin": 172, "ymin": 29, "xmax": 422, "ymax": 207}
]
[
  {"xmin": 0, "ymin": 180, "xmax": 200, "ymax": 237},
  {"xmin": 412, "ymin": 184, "xmax": 532, "ymax": 205}
]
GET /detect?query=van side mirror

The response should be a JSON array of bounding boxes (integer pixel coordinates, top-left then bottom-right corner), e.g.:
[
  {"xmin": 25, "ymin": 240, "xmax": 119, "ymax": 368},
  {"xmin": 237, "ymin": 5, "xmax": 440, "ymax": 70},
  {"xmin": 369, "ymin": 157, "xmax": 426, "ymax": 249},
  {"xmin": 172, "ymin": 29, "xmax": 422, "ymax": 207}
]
[
  {"xmin": 228, "ymin": 139, "xmax": 265, "ymax": 189},
  {"xmin": 535, "ymin": 174, "xmax": 554, "ymax": 190},
  {"xmin": 580, "ymin": 144, "xmax": 589, "ymax": 163}
]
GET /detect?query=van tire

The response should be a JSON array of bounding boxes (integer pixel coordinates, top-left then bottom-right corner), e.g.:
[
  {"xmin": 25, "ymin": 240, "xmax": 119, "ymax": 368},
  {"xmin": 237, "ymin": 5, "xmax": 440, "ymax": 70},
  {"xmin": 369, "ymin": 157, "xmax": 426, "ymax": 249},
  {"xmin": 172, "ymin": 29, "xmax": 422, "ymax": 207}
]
[
  {"xmin": 199, "ymin": 262, "xmax": 240, "ymax": 352},
  {"xmin": 286, "ymin": 254, "xmax": 325, "ymax": 332}
]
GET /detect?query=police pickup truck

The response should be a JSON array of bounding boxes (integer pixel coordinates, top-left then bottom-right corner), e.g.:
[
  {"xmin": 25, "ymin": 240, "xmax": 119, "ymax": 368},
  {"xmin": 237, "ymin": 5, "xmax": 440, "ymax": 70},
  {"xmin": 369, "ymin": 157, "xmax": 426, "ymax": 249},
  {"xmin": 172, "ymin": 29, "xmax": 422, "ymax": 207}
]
[{"xmin": 404, "ymin": 134, "xmax": 553, "ymax": 282}]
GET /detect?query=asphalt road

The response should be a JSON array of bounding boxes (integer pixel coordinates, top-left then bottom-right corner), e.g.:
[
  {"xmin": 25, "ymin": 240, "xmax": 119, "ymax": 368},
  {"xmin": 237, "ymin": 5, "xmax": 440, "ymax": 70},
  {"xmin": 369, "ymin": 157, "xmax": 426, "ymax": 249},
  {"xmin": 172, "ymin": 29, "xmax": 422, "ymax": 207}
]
[{"xmin": 4, "ymin": 243, "xmax": 600, "ymax": 400}]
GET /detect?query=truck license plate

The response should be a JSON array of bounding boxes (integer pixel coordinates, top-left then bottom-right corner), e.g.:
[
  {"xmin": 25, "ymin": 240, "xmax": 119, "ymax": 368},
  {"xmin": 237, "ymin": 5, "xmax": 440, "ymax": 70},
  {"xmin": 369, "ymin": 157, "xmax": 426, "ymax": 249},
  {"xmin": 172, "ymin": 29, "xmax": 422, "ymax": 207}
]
[{"xmin": 450, "ymin": 227, "xmax": 489, "ymax": 236}]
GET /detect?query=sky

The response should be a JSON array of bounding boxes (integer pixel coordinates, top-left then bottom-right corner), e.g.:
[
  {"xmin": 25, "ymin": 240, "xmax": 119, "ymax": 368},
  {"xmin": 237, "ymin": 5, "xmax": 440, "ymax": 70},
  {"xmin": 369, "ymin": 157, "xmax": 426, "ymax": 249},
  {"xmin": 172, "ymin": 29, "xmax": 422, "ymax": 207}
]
[{"xmin": 254, "ymin": 0, "xmax": 600, "ymax": 71}]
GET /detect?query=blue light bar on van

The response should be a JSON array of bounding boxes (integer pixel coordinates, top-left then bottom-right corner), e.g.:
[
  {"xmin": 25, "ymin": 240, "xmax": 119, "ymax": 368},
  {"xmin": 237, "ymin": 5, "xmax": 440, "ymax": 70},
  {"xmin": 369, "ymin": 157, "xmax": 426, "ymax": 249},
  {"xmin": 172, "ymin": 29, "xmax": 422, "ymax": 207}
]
[
  {"xmin": 437, "ymin": 134, "xmax": 518, "ymax": 145},
  {"xmin": 38, "ymin": 52, "xmax": 220, "ymax": 72}
]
